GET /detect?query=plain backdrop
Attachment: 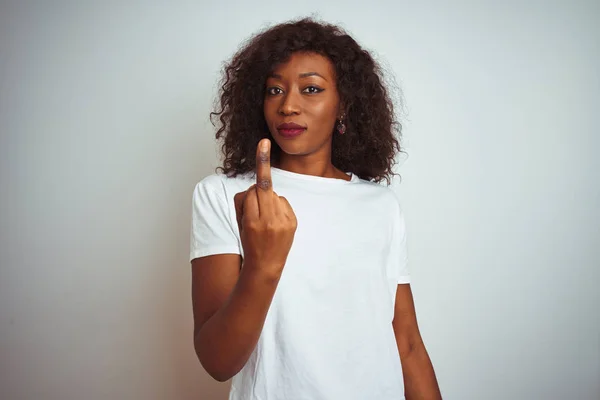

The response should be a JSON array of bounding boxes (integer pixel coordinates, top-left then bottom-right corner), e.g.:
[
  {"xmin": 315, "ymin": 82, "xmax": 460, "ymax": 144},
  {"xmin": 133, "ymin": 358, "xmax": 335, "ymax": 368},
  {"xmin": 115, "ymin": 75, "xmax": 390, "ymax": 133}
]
[{"xmin": 1, "ymin": 1, "xmax": 598, "ymax": 399}]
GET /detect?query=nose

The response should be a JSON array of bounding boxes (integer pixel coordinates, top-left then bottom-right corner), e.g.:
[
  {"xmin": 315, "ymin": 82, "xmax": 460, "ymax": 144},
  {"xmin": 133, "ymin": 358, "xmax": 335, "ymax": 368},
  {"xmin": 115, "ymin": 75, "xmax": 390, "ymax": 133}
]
[{"xmin": 278, "ymin": 91, "xmax": 301, "ymax": 116}]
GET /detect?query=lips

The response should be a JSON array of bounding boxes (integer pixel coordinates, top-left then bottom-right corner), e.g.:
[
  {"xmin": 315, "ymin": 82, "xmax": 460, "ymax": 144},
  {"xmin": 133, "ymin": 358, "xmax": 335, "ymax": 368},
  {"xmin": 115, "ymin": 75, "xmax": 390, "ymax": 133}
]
[{"xmin": 277, "ymin": 122, "xmax": 306, "ymax": 138}]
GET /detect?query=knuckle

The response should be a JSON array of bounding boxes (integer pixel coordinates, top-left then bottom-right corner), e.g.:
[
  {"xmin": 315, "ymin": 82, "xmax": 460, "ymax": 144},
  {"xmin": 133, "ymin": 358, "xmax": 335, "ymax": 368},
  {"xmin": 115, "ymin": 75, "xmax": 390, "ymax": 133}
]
[
  {"xmin": 257, "ymin": 179, "xmax": 271, "ymax": 190},
  {"xmin": 243, "ymin": 192, "xmax": 254, "ymax": 204},
  {"xmin": 257, "ymin": 152, "xmax": 270, "ymax": 163},
  {"xmin": 245, "ymin": 220, "xmax": 259, "ymax": 232},
  {"xmin": 265, "ymin": 220, "xmax": 277, "ymax": 231},
  {"xmin": 280, "ymin": 196, "xmax": 291, "ymax": 207},
  {"xmin": 266, "ymin": 220, "xmax": 285, "ymax": 234}
]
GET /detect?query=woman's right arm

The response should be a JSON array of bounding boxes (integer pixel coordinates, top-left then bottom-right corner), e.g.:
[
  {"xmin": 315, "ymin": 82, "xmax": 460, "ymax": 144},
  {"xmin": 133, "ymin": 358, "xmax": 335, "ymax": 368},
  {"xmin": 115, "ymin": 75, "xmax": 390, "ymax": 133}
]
[
  {"xmin": 191, "ymin": 255, "xmax": 280, "ymax": 382},
  {"xmin": 192, "ymin": 139, "xmax": 296, "ymax": 382}
]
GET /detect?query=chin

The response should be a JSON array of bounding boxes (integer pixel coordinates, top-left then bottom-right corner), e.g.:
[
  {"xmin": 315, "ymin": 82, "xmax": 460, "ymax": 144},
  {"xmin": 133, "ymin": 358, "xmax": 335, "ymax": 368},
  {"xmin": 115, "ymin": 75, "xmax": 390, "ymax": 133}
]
[{"xmin": 272, "ymin": 136, "xmax": 312, "ymax": 156}]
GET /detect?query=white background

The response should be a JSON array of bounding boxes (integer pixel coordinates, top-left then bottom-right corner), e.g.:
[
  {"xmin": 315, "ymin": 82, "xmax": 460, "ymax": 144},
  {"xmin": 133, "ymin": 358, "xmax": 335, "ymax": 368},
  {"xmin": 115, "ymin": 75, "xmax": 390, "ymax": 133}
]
[{"xmin": 1, "ymin": 1, "xmax": 598, "ymax": 399}]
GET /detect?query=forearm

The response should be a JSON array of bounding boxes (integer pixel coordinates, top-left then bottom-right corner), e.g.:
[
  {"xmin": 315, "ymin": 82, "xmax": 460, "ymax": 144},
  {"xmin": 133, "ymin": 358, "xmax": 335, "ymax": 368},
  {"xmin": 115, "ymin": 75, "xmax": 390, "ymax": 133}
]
[
  {"xmin": 400, "ymin": 341, "xmax": 442, "ymax": 400},
  {"xmin": 195, "ymin": 263, "xmax": 280, "ymax": 381}
]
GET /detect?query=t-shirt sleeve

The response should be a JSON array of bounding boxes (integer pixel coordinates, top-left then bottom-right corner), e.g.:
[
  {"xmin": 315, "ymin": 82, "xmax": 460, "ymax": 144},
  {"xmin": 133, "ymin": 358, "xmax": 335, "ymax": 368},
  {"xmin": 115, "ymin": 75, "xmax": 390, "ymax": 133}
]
[
  {"xmin": 189, "ymin": 177, "xmax": 241, "ymax": 262},
  {"xmin": 394, "ymin": 210, "xmax": 410, "ymax": 284},
  {"xmin": 389, "ymin": 193, "xmax": 410, "ymax": 284}
]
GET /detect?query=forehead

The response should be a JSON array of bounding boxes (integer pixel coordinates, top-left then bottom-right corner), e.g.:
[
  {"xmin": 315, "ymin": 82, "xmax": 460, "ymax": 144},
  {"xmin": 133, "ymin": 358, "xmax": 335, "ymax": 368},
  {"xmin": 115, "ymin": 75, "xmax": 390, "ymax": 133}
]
[{"xmin": 270, "ymin": 52, "xmax": 335, "ymax": 79}]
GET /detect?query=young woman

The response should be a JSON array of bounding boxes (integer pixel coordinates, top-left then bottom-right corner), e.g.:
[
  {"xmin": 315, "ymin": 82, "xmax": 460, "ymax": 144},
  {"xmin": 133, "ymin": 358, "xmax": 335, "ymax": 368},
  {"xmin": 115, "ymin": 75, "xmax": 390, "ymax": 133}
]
[{"xmin": 190, "ymin": 18, "xmax": 441, "ymax": 400}]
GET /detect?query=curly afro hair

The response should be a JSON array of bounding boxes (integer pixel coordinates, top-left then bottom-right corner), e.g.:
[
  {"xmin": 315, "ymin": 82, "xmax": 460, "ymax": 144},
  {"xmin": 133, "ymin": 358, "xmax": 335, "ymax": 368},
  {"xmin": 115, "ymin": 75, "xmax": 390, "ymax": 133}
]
[{"xmin": 211, "ymin": 17, "xmax": 403, "ymax": 183}]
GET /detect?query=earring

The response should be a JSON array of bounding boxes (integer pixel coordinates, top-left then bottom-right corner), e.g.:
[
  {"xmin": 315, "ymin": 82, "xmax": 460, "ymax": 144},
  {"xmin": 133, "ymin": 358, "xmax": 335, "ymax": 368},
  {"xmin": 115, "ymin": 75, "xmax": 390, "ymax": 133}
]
[{"xmin": 337, "ymin": 117, "xmax": 346, "ymax": 135}]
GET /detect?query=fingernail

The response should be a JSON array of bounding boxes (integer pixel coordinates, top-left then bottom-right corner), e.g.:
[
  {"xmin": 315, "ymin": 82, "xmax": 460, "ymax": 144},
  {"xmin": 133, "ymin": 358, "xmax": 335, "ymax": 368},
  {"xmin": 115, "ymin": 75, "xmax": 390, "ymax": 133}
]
[{"xmin": 261, "ymin": 140, "xmax": 269, "ymax": 152}]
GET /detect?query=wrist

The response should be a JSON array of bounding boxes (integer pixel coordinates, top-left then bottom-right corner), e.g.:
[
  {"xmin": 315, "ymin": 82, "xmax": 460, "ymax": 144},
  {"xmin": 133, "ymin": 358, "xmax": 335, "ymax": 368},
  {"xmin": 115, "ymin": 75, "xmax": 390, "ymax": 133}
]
[{"xmin": 240, "ymin": 259, "xmax": 282, "ymax": 286}]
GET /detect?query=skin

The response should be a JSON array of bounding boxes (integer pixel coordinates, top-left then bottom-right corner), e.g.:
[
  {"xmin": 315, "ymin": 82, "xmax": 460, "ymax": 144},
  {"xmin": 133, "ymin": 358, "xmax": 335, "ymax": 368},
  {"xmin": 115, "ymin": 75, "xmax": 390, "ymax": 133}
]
[
  {"xmin": 264, "ymin": 51, "xmax": 350, "ymax": 181},
  {"xmin": 192, "ymin": 139, "xmax": 297, "ymax": 382},
  {"xmin": 192, "ymin": 51, "xmax": 441, "ymax": 399}
]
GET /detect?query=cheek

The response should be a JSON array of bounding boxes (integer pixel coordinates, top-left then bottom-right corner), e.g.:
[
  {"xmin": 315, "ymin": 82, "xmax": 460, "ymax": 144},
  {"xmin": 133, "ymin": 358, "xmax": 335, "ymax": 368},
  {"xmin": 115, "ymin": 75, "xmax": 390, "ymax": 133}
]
[
  {"xmin": 263, "ymin": 100, "xmax": 276, "ymax": 122},
  {"xmin": 311, "ymin": 98, "xmax": 339, "ymax": 121}
]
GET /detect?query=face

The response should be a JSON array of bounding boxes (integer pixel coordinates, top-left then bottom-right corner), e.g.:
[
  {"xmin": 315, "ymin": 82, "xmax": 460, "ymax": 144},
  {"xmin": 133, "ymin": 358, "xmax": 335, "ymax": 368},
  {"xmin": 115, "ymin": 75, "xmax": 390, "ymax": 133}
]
[{"xmin": 263, "ymin": 52, "xmax": 341, "ymax": 160}]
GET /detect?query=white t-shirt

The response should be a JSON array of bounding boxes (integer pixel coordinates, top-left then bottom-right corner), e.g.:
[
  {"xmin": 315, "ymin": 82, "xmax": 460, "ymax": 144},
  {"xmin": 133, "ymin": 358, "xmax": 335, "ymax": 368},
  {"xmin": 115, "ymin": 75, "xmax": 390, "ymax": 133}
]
[{"xmin": 190, "ymin": 167, "xmax": 410, "ymax": 400}]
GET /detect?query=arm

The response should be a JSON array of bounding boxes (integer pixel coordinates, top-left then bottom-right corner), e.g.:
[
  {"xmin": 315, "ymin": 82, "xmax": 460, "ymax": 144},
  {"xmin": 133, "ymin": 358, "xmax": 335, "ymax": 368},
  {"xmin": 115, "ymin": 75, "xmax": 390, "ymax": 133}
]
[
  {"xmin": 392, "ymin": 284, "xmax": 442, "ymax": 400},
  {"xmin": 192, "ymin": 138, "xmax": 296, "ymax": 382},
  {"xmin": 192, "ymin": 255, "xmax": 280, "ymax": 382}
]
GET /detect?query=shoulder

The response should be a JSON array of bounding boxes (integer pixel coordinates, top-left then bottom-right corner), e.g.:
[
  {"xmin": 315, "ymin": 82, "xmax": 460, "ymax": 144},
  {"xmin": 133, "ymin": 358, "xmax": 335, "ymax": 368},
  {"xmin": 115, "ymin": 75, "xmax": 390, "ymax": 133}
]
[
  {"xmin": 195, "ymin": 173, "xmax": 228, "ymax": 191},
  {"xmin": 194, "ymin": 171, "xmax": 254, "ymax": 200},
  {"xmin": 355, "ymin": 178, "xmax": 404, "ymax": 214}
]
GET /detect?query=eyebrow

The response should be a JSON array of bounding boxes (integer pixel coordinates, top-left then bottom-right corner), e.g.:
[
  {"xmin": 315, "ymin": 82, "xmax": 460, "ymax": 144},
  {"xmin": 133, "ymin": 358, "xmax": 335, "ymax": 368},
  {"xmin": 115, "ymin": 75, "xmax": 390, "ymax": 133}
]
[{"xmin": 269, "ymin": 72, "xmax": 328, "ymax": 81}]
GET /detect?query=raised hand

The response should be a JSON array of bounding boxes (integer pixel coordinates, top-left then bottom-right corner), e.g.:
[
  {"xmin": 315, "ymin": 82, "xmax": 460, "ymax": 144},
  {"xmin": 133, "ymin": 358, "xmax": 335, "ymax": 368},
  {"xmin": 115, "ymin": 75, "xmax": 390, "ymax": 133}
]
[{"xmin": 233, "ymin": 139, "xmax": 297, "ymax": 279}]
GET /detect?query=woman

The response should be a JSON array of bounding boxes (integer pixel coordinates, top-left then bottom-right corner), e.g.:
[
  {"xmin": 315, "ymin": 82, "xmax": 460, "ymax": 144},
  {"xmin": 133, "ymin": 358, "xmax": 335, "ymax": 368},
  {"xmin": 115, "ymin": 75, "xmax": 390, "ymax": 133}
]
[{"xmin": 190, "ymin": 18, "xmax": 441, "ymax": 400}]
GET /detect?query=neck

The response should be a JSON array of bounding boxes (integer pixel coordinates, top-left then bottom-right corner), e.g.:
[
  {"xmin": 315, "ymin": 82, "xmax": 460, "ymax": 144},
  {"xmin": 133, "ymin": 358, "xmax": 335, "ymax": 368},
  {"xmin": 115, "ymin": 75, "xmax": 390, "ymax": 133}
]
[{"xmin": 275, "ymin": 153, "xmax": 349, "ymax": 181}]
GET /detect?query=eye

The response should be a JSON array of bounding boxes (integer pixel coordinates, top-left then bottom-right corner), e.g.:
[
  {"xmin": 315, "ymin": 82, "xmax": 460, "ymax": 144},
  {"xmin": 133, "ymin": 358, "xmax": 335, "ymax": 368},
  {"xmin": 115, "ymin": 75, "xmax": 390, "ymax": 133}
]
[
  {"xmin": 266, "ymin": 87, "xmax": 283, "ymax": 96},
  {"xmin": 303, "ymin": 86, "xmax": 324, "ymax": 94}
]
